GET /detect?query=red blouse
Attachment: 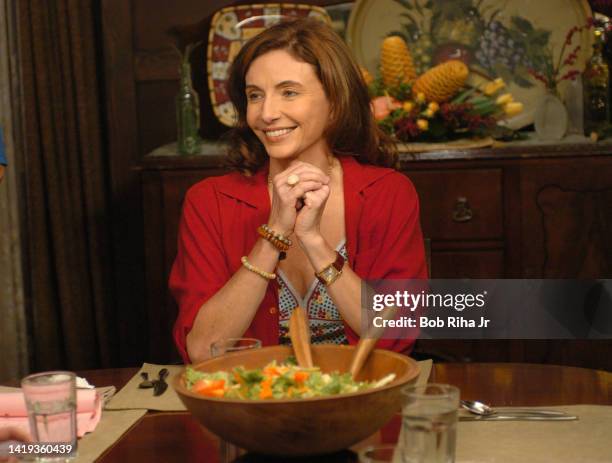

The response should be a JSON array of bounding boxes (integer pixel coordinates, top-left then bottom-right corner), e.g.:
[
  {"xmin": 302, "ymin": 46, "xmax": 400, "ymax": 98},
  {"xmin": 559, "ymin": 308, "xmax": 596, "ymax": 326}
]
[{"xmin": 169, "ymin": 156, "xmax": 428, "ymax": 363}]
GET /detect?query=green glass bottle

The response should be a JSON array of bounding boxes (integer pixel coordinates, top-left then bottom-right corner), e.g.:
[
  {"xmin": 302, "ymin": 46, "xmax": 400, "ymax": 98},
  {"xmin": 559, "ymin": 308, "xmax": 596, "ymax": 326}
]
[
  {"xmin": 583, "ymin": 28, "xmax": 610, "ymax": 137},
  {"xmin": 176, "ymin": 53, "xmax": 202, "ymax": 155}
]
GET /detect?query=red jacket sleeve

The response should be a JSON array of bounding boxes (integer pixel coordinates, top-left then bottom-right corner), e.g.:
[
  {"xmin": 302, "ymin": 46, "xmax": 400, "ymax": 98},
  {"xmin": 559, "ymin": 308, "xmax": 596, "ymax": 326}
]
[
  {"xmin": 348, "ymin": 172, "xmax": 428, "ymax": 353},
  {"xmin": 169, "ymin": 181, "xmax": 230, "ymax": 363}
]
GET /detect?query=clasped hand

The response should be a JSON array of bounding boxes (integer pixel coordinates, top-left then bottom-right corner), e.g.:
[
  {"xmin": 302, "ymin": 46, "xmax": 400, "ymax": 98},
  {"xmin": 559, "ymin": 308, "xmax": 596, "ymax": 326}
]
[{"xmin": 268, "ymin": 161, "xmax": 330, "ymax": 243}]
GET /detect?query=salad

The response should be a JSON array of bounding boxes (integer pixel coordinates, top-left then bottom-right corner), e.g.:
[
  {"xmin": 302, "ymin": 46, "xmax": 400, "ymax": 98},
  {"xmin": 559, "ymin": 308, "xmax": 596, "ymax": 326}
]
[{"xmin": 185, "ymin": 357, "xmax": 396, "ymax": 400}]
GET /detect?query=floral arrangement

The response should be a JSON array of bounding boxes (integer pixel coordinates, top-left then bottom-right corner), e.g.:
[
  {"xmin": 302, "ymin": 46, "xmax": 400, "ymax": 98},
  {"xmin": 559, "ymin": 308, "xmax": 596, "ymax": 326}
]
[
  {"xmin": 365, "ymin": 35, "xmax": 523, "ymax": 143},
  {"xmin": 528, "ymin": 19, "xmax": 594, "ymax": 93}
]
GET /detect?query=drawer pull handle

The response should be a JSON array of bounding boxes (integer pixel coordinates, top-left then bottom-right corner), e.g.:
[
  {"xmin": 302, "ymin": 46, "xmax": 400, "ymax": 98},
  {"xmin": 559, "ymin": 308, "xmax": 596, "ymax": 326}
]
[{"xmin": 452, "ymin": 197, "xmax": 473, "ymax": 223}]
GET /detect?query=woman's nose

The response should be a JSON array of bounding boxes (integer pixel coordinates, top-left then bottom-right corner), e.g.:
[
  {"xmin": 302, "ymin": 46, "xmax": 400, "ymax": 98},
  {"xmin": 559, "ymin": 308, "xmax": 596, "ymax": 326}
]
[{"xmin": 260, "ymin": 96, "xmax": 281, "ymax": 123}]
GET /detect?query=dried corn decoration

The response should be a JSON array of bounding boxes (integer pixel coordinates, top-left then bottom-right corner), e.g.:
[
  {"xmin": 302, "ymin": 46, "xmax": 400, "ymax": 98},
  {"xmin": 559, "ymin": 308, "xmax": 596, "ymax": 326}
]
[
  {"xmin": 412, "ymin": 60, "xmax": 469, "ymax": 102},
  {"xmin": 380, "ymin": 36, "xmax": 417, "ymax": 87}
]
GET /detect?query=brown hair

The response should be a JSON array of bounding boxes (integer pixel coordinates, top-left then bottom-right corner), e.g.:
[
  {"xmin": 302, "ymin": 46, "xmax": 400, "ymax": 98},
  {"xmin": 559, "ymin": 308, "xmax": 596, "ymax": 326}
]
[{"xmin": 223, "ymin": 18, "xmax": 397, "ymax": 175}]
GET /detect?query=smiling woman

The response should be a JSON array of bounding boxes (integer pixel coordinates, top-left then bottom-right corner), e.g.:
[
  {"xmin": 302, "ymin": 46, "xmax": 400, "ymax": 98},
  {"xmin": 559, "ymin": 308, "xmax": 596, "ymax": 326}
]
[
  {"xmin": 169, "ymin": 18, "xmax": 428, "ymax": 364},
  {"xmin": 244, "ymin": 51, "xmax": 332, "ymax": 166}
]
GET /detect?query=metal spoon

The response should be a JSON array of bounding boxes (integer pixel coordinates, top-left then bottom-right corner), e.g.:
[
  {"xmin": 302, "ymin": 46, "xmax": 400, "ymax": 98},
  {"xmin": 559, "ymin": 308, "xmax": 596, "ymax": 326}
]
[{"xmin": 461, "ymin": 399, "xmax": 568, "ymax": 416}]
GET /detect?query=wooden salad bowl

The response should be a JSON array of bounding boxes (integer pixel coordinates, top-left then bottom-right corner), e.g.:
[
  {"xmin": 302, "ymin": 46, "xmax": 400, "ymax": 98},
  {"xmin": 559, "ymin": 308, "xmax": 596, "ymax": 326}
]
[{"xmin": 173, "ymin": 344, "xmax": 420, "ymax": 456}]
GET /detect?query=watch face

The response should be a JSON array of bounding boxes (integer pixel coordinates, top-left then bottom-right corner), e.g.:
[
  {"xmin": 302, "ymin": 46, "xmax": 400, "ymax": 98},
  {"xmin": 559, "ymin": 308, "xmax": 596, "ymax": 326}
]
[
  {"xmin": 320, "ymin": 266, "xmax": 339, "ymax": 284},
  {"xmin": 322, "ymin": 267, "xmax": 336, "ymax": 281}
]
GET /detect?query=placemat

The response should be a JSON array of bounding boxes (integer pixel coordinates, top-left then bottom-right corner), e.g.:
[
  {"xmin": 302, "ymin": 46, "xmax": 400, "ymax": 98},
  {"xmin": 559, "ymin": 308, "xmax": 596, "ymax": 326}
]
[
  {"xmin": 75, "ymin": 409, "xmax": 146, "ymax": 462},
  {"xmin": 456, "ymin": 405, "xmax": 612, "ymax": 462},
  {"xmin": 105, "ymin": 363, "xmax": 186, "ymax": 411},
  {"xmin": 394, "ymin": 404, "xmax": 612, "ymax": 462}
]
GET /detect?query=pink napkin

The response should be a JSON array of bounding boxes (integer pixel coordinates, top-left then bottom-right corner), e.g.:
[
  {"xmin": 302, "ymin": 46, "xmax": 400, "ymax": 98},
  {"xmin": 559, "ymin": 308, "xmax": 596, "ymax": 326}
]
[{"xmin": 0, "ymin": 389, "xmax": 102, "ymax": 438}]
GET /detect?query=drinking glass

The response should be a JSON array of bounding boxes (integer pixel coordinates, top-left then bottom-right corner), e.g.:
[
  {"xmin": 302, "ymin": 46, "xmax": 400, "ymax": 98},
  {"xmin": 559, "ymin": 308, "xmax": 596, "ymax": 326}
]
[
  {"xmin": 210, "ymin": 338, "xmax": 261, "ymax": 463},
  {"xmin": 400, "ymin": 383, "xmax": 459, "ymax": 463},
  {"xmin": 358, "ymin": 444, "xmax": 399, "ymax": 462},
  {"xmin": 21, "ymin": 371, "xmax": 77, "ymax": 462}
]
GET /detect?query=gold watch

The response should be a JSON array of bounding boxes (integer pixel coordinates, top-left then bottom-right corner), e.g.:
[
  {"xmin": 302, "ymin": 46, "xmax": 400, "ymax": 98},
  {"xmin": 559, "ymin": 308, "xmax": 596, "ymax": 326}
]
[{"xmin": 315, "ymin": 252, "xmax": 345, "ymax": 286}]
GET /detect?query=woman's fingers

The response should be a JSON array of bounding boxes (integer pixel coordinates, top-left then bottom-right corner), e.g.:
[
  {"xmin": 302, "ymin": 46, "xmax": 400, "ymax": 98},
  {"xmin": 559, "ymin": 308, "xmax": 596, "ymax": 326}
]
[
  {"xmin": 272, "ymin": 176, "xmax": 327, "ymax": 210},
  {"xmin": 287, "ymin": 180, "xmax": 325, "ymax": 199},
  {"xmin": 271, "ymin": 162, "xmax": 330, "ymax": 188},
  {"xmin": 269, "ymin": 161, "xmax": 332, "ymax": 226},
  {"xmin": 271, "ymin": 173, "xmax": 326, "ymax": 195},
  {"xmin": 303, "ymin": 185, "xmax": 330, "ymax": 208}
]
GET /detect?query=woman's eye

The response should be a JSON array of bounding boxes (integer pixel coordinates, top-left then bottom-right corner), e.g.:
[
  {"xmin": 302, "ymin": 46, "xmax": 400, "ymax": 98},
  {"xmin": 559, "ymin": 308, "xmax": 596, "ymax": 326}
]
[
  {"xmin": 283, "ymin": 90, "xmax": 298, "ymax": 97},
  {"xmin": 247, "ymin": 93, "xmax": 262, "ymax": 101}
]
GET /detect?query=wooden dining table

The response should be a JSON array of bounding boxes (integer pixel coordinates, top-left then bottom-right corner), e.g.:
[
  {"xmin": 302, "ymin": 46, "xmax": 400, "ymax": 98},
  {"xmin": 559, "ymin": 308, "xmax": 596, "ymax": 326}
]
[{"xmin": 84, "ymin": 363, "xmax": 612, "ymax": 462}]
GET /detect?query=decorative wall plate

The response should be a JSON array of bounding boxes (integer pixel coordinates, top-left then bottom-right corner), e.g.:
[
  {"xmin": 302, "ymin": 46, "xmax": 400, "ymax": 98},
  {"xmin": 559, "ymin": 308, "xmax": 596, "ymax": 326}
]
[
  {"xmin": 347, "ymin": 0, "xmax": 593, "ymax": 129},
  {"xmin": 207, "ymin": 4, "xmax": 331, "ymax": 127}
]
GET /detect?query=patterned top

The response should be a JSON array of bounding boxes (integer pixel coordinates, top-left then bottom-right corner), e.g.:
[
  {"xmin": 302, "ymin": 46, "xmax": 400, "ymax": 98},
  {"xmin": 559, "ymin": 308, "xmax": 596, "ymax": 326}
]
[{"xmin": 278, "ymin": 241, "xmax": 349, "ymax": 345}]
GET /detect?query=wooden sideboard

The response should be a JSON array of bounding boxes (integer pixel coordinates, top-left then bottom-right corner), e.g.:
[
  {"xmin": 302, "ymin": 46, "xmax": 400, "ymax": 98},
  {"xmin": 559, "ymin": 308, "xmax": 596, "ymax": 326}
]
[{"xmin": 140, "ymin": 141, "xmax": 612, "ymax": 369}]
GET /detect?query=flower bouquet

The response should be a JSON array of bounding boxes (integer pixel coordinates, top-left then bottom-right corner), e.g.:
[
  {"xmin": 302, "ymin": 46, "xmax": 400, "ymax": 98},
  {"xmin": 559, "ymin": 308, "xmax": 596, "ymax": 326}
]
[{"xmin": 365, "ymin": 35, "xmax": 523, "ymax": 143}]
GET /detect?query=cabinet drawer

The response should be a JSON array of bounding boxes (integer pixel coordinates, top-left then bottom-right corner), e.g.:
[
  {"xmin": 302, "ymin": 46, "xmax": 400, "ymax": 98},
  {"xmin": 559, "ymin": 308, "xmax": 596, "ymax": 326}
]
[{"xmin": 406, "ymin": 169, "xmax": 503, "ymax": 240}]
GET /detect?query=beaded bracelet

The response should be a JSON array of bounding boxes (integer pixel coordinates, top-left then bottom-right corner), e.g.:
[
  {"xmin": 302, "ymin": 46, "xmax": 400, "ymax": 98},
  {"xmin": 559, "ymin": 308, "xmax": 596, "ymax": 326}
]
[
  {"xmin": 241, "ymin": 256, "xmax": 276, "ymax": 280},
  {"xmin": 257, "ymin": 224, "xmax": 291, "ymax": 252},
  {"xmin": 262, "ymin": 224, "xmax": 292, "ymax": 247}
]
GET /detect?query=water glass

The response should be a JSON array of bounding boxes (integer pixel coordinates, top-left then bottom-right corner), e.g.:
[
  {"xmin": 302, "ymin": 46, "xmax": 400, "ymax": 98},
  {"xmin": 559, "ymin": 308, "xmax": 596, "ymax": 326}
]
[
  {"xmin": 359, "ymin": 444, "xmax": 399, "ymax": 463},
  {"xmin": 211, "ymin": 338, "xmax": 261, "ymax": 463},
  {"xmin": 400, "ymin": 383, "xmax": 459, "ymax": 463},
  {"xmin": 21, "ymin": 371, "xmax": 77, "ymax": 462}
]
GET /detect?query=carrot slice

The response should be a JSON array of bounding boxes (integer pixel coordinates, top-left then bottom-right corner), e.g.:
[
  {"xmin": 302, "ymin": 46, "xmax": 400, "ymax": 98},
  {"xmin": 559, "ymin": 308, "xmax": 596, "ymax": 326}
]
[
  {"xmin": 259, "ymin": 378, "xmax": 273, "ymax": 399},
  {"xmin": 193, "ymin": 379, "xmax": 226, "ymax": 396},
  {"xmin": 263, "ymin": 365, "xmax": 281, "ymax": 377}
]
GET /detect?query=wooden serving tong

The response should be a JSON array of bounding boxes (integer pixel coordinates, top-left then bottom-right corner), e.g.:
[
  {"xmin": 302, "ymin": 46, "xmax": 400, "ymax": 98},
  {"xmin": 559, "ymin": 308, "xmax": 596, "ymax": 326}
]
[
  {"xmin": 288, "ymin": 306, "xmax": 313, "ymax": 368},
  {"xmin": 349, "ymin": 305, "xmax": 399, "ymax": 379},
  {"xmin": 289, "ymin": 304, "xmax": 396, "ymax": 379}
]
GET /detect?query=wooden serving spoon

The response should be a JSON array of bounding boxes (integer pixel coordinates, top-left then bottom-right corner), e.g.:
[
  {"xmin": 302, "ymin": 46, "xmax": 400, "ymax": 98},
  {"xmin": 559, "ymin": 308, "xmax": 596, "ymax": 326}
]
[
  {"xmin": 349, "ymin": 337, "xmax": 377, "ymax": 379},
  {"xmin": 289, "ymin": 306, "xmax": 313, "ymax": 368},
  {"xmin": 349, "ymin": 305, "xmax": 399, "ymax": 379}
]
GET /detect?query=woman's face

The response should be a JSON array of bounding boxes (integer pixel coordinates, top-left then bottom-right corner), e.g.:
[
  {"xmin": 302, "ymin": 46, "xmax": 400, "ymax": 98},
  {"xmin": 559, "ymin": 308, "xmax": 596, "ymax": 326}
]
[{"xmin": 245, "ymin": 49, "xmax": 331, "ymax": 162}]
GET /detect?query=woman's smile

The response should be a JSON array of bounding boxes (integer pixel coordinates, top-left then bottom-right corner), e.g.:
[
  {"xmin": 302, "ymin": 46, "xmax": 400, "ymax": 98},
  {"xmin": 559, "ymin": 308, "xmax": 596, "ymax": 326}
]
[{"xmin": 263, "ymin": 126, "xmax": 297, "ymax": 141}]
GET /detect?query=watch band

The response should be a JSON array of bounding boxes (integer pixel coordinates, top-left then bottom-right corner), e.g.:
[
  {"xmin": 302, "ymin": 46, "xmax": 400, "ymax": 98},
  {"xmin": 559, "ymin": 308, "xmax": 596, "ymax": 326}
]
[{"xmin": 315, "ymin": 251, "xmax": 345, "ymax": 286}]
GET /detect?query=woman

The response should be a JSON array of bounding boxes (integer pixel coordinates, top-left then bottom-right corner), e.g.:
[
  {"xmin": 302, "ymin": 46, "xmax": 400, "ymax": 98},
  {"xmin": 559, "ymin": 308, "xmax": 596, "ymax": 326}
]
[{"xmin": 170, "ymin": 18, "xmax": 427, "ymax": 363}]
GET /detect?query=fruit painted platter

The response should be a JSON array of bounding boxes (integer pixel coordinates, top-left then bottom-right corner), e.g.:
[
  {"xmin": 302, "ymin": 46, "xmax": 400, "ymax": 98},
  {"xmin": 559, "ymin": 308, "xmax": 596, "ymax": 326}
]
[
  {"xmin": 207, "ymin": 4, "xmax": 331, "ymax": 127},
  {"xmin": 346, "ymin": 0, "xmax": 593, "ymax": 129}
]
